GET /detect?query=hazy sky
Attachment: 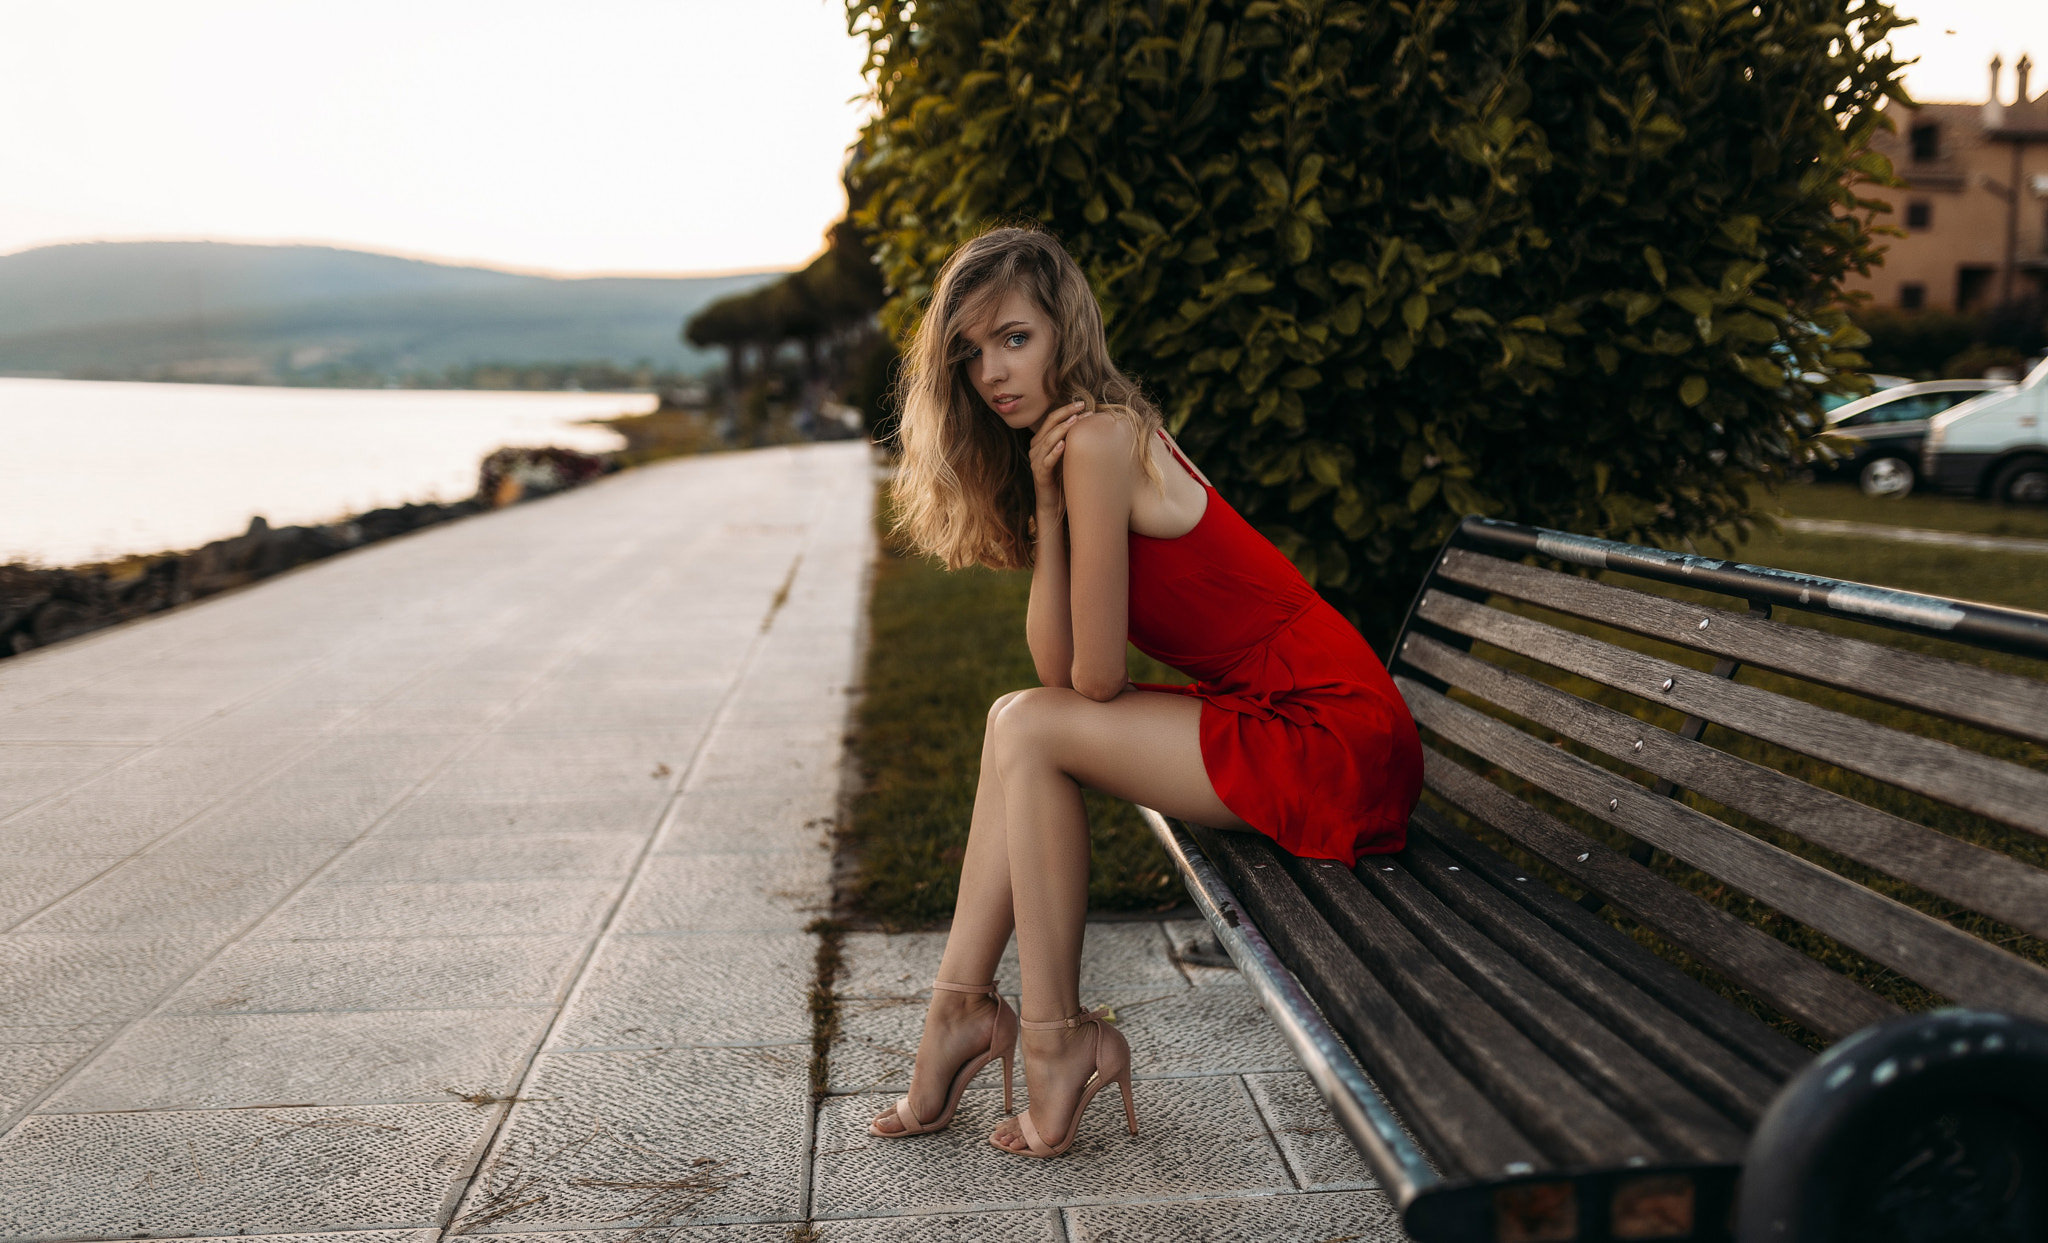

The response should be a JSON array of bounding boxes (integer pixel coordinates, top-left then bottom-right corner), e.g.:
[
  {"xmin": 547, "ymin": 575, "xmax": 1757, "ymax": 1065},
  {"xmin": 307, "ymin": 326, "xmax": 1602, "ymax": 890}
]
[{"xmin": 0, "ymin": 0, "xmax": 2041, "ymax": 277}]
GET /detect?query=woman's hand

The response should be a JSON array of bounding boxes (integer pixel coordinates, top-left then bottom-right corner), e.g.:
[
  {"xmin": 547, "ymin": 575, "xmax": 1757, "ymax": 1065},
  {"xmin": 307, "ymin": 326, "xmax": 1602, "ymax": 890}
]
[{"xmin": 1030, "ymin": 401, "xmax": 1086, "ymax": 520}]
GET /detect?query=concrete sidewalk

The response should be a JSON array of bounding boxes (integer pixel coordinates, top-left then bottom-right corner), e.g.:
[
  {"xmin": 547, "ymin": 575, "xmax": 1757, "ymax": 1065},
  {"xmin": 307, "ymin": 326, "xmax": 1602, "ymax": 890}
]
[{"xmin": 0, "ymin": 440, "xmax": 1398, "ymax": 1241}]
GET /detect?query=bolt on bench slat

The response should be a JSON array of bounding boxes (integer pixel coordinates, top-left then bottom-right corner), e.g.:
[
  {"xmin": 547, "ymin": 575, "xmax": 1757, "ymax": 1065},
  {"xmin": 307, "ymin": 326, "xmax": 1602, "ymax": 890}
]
[
  {"xmin": 1406, "ymin": 678, "xmax": 2048, "ymax": 1024},
  {"xmin": 1328, "ymin": 849, "xmax": 1751, "ymax": 1159},
  {"xmin": 1415, "ymin": 739, "xmax": 1901, "ymax": 1041},
  {"xmin": 1414, "ymin": 587, "xmax": 2048, "ymax": 838},
  {"xmin": 1395, "ymin": 827, "xmax": 1793, "ymax": 1124},
  {"xmin": 1189, "ymin": 822, "xmax": 1548, "ymax": 1179},
  {"xmin": 1401, "ymin": 630, "xmax": 2048, "ymax": 941},
  {"xmin": 1435, "ymin": 547, "xmax": 2048, "ymax": 746}
]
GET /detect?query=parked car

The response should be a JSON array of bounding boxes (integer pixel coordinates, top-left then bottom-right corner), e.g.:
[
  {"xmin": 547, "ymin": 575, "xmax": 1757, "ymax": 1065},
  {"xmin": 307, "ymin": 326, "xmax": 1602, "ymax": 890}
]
[
  {"xmin": 1812, "ymin": 379, "xmax": 2010, "ymax": 497},
  {"xmin": 1922, "ymin": 354, "xmax": 2048, "ymax": 504}
]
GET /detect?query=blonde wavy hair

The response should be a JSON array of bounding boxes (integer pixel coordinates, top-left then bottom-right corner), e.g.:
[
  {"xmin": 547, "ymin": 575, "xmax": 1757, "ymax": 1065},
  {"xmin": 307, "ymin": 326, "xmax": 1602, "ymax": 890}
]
[{"xmin": 890, "ymin": 226, "xmax": 1162, "ymax": 571}]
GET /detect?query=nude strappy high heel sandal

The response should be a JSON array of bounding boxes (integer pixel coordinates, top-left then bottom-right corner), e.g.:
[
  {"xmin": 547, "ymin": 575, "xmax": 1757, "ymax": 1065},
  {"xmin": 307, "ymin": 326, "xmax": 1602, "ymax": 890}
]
[
  {"xmin": 868, "ymin": 979, "xmax": 1019, "ymax": 1138},
  {"xmin": 993, "ymin": 1005, "xmax": 1140, "ymax": 1158}
]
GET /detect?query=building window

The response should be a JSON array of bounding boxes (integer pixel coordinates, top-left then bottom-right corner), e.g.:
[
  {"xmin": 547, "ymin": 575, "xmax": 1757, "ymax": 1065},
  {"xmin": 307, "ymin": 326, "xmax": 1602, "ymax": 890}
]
[
  {"xmin": 1905, "ymin": 201, "xmax": 1933, "ymax": 230},
  {"xmin": 1957, "ymin": 266, "xmax": 1995, "ymax": 312},
  {"xmin": 1900, "ymin": 283, "xmax": 1926, "ymax": 309},
  {"xmin": 1910, "ymin": 123, "xmax": 1942, "ymax": 161}
]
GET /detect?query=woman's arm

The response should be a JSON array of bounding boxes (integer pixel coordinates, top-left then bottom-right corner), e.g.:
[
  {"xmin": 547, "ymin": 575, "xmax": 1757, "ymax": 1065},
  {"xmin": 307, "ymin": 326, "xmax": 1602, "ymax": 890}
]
[
  {"xmin": 1060, "ymin": 414, "xmax": 1135, "ymax": 701},
  {"xmin": 1025, "ymin": 403, "xmax": 1084, "ymax": 687}
]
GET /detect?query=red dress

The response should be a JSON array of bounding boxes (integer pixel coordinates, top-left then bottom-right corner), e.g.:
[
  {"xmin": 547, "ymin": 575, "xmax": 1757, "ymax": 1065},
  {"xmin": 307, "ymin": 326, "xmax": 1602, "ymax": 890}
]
[{"xmin": 1127, "ymin": 430, "xmax": 1423, "ymax": 863}]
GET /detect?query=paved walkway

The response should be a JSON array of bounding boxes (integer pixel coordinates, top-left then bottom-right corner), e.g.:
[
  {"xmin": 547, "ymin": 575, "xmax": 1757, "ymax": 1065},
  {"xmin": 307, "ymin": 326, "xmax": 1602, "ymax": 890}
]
[{"xmin": 0, "ymin": 442, "xmax": 1397, "ymax": 1241}]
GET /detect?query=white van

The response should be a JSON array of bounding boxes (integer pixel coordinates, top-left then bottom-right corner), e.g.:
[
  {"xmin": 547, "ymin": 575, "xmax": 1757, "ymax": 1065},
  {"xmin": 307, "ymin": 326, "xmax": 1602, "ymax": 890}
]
[{"xmin": 1921, "ymin": 355, "xmax": 2048, "ymax": 504}]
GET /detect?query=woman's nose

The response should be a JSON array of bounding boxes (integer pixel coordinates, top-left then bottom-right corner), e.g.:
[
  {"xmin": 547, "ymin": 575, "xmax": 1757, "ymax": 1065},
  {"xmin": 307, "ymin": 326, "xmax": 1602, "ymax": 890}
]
[{"xmin": 978, "ymin": 354, "xmax": 1004, "ymax": 385}]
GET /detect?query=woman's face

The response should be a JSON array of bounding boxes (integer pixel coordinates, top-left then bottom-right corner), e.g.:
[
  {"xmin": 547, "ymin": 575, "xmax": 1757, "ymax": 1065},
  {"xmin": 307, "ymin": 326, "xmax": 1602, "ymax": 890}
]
[{"xmin": 962, "ymin": 288, "xmax": 1057, "ymax": 430}]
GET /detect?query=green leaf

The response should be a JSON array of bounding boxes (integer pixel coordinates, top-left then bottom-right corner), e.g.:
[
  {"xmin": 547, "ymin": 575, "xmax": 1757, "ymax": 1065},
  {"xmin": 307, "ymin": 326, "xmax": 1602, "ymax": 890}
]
[
  {"xmin": 1679, "ymin": 375, "xmax": 1709, "ymax": 407},
  {"xmin": 1401, "ymin": 293, "xmax": 1429, "ymax": 332},
  {"xmin": 1642, "ymin": 245, "xmax": 1668, "ymax": 288}
]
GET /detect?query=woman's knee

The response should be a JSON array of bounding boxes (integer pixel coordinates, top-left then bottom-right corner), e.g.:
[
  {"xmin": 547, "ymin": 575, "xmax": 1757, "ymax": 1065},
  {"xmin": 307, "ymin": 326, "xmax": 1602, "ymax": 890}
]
[
  {"xmin": 984, "ymin": 688, "xmax": 1030, "ymax": 734},
  {"xmin": 988, "ymin": 686, "xmax": 1074, "ymax": 773}
]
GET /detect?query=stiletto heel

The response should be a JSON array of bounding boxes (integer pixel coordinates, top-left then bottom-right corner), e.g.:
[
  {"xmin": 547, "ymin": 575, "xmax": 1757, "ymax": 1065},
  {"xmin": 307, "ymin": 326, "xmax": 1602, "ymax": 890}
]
[
  {"xmin": 992, "ymin": 1006, "xmax": 1138, "ymax": 1159},
  {"xmin": 869, "ymin": 979, "xmax": 1019, "ymax": 1138}
]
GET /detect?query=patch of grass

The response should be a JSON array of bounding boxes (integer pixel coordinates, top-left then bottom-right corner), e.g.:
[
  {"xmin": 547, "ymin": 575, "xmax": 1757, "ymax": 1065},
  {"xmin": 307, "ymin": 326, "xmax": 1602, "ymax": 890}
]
[
  {"xmin": 844, "ymin": 487, "xmax": 1184, "ymax": 928},
  {"xmin": 805, "ymin": 916, "xmax": 847, "ymax": 1101},
  {"xmin": 594, "ymin": 406, "xmax": 725, "ymax": 468},
  {"xmin": 1771, "ymin": 479, "xmax": 2048, "ymax": 542}
]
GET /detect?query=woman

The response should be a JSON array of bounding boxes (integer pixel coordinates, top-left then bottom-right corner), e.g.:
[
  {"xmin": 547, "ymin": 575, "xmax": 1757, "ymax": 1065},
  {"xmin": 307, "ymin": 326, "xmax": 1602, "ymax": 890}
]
[{"xmin": 871, "ymin": 226, "xmax": 1423, "ymax": 1159}]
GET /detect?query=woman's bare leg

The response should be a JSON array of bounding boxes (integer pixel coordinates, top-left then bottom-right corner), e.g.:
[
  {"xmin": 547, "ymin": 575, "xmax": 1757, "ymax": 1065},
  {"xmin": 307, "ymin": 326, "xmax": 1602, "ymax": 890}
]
[
  {"xmin": 871, "ymin": 690, "xmax": 1025, "ymax": 1134},
  {"xmin": 987, "ymin": 687, "xmax": 1246, "ymax": 1152}
]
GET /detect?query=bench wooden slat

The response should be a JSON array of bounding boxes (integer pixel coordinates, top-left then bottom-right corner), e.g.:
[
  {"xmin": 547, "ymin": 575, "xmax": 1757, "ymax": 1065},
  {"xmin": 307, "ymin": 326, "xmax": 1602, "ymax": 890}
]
[
  {"xmin": 1436, "ymin": 547, "xmax": 2048, "ymax": 746},
  {"xmin": 1415, "ymin": 588, "xmax": 2048, "ymax": 838},
  {"xmin": 1404, "ymin": 676, "xmax": 2048, "ymax": 1022},
  {"xmin": 1412, "ymin": 738, "xmax": 1901, "ymax": 1039},
  {"xmin": 1399, "ymin": 631, "xmax": 2048, "ymax": 941},
  {"xmin": 1275, "ymin": 851, "xmax": 1664, "ymax": 1166},
  {"xmin": 1333, "ymin": 851, "xmax": 1752, "ymax": 1158},
  {"xmin": 1408, "ymin": 812, "xmax": 1813, "ymax": 1086},
  {"xmin": 1187, "ymin": 824, "xmax": 1547, "ymax": 1178},
  {"xmin": 1392, "ymin": 830, "xmax": 1791, "ymax": 1127}
]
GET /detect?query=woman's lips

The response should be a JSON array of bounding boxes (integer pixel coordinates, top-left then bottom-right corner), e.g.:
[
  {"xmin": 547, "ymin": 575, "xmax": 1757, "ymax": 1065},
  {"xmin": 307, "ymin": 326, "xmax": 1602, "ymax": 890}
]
[{"xmin": 992, "ymin": 394, "xmax": 1022, "ymax": 414}]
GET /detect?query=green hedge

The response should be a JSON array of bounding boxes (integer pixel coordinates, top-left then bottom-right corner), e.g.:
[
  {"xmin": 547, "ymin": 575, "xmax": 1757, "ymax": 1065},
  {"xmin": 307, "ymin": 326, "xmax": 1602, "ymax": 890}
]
[{"xmin": 846, "ymin": 0, "xmax": 1907, "ymax": 643}]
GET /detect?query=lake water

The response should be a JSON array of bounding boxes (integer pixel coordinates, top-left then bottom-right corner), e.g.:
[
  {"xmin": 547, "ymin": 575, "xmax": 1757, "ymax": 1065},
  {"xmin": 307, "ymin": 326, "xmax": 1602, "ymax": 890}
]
[{"xmin": 0, "ymin": 378, "xmax": 651, "ymax": 567}]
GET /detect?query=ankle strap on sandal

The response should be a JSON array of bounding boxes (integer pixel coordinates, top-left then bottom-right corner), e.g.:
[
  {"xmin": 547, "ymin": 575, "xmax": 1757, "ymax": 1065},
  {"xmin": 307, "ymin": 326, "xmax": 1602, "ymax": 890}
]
[
  {"xmin": 932, "ymin": 979, "xmax": 1001, "ymax": 996},
  {"xmin": 1020, "ymin": 1005, "xmax": 1114, "ymax": 1030}
]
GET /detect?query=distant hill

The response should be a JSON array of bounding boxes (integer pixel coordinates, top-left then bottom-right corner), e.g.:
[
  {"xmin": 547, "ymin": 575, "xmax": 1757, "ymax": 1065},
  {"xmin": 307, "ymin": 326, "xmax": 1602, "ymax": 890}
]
[{"xmin": 0, "ymin": 241, "xmax": 784, "ymax": 385}]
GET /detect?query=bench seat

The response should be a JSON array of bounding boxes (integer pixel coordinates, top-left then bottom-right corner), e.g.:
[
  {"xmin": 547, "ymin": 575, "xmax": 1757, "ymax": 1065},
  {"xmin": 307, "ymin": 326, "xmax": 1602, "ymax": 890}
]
[{"xmin": 1143, "ymin": 516, "xmax": 2048, "ymax": 1243}]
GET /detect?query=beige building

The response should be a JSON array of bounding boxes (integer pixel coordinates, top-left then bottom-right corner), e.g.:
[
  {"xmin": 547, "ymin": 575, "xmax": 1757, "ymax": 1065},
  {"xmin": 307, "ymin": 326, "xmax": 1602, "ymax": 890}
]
[{"xmin": 1847, "ymin": 55, "xmax": 2048, "ymax": 313}]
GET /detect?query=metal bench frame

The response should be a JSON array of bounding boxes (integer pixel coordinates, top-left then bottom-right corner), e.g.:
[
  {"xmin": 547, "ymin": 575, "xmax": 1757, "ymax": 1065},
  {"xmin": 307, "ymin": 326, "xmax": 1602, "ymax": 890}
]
[{"xmin": 1143, "ymin": 515, "xmax": 2048, "ymax": 1243}]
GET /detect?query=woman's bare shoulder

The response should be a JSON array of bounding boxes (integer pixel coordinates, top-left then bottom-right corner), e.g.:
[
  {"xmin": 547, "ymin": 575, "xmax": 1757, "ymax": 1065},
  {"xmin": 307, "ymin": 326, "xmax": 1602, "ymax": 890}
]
[{"xmin": 1063, "ymin": 409, "xmax": 1138, "ymax": 457}]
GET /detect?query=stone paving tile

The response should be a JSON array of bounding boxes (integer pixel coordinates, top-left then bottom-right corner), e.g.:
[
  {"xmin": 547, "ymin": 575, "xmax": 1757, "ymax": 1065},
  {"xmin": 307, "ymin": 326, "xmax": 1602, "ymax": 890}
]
[
  {"xmin": 375, "ymin": 795, "xmax": 670, "ymax": 838},
  {"xmin": 178, "ymin": 781, "xmax": 415, "ymax": 843},
  {"xmin": 0, "ymin": 1102, "xmax": 498, "ymax": 1237},
  {"xmin": 656, "ymin": 790, "xmax": 839, "ymax": 857},
  {"xmin": 811, "ymin": 1077, "xmax": 1293, "ymax": 1217},
  {"xmin": 470, "ymin": 1229, "xmax": 799, "ymax": 1243},
  {"xmin": 614, "ymin": 852, "xmax": 831, "ymax": 934},
  {"xmin": 140, "ymin": 1234, "xmax": 436, "ymax": 1243},
  {"xmin": 826, "ymin": 983, "xmax": 1291, "ymax": 1099},
  {"xmin": 321, "ymin": 834, "xmax": 645, "ymax": 884},
  {"xmin": 1064, "ymin": 1189, "xmax": 1407, "ymax": 1241},
  {"xmin": 0, "ymin": 934, "xmax": 216, "ymax": 1025},
  {"xmin": 0, "ymin": 854, "xmax": 122, "ymax": 928},
  {"xmin": 1160, "ymin": 919, "xmax": 1255, "ymax": 989},
  {"xmin": 810, "ymin": 1210, "xmax": 1064, "ymax": 1241},
  {"xmin": 0, "ymin": 795, "xmax": 196, "ymax": 857},
  {"xmin": 825, "ymin": 996, "xmax": 1003, "ymax": 1100},
  {"xmin": 164, "ymin": 934, "xmax": 587, "ymax": 1014},
  {"xmin": 15, "ymin": 843, "xmax": 335, "ymax": 936},
  {"xmin": 1110, "ymin": 985, "xmax": 1297, "ymax": 1079},
  {"xmin": 837, "ymin": 924, "xmax": 1191, "ymax": 1002},
  {"xmin": 1245, "ymin": 1072, "xmax": 1379, "ymax": 1193},
  {"xmin": 42, "ymin": 1008, "xmax": 553, "ymax": 1113},
  {"xmin": 451, "ymin": 1046, "xmax": 810, "ymax": 1232},
  {"xmin": 418, "ymin": 758, "xmax": 687, "ymax": 803},
  {"xmin": 261, "ymin": 879, "xmax": 619, "ymax": 939},
  {"xmin": 550, "ymin": 933, "xmax": 811, "ymax": 1050},
  {"xmin": 0, "ymin": 1043, "xmax": 98, "ymax": 1119}
]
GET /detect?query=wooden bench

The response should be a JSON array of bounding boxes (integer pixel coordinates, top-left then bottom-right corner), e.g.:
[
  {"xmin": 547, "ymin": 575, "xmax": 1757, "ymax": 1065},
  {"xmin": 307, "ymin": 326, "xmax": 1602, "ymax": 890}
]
[{"xmin": 1140, "ymin": 516, "xmax": 2048, "ymax": 1243}]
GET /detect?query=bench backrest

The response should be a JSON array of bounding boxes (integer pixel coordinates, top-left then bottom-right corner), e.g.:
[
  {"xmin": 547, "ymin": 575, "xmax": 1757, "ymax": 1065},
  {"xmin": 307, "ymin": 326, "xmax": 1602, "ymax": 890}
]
[{"xmin": 1387, "ymin": 517, "xmax": 2048, "ymax": 1044}]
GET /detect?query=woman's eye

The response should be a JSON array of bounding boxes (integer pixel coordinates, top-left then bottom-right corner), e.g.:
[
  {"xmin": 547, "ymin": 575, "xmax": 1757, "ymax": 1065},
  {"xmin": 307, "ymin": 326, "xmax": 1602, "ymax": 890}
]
[{"xmin": 1006, "ymin": 333, "xmax": 1028, "ymax": 348}]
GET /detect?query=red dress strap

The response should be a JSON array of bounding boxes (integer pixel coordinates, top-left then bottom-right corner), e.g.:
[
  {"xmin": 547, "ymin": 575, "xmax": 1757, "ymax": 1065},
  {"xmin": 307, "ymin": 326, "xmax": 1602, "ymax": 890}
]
[{"xmin": 1155, "ymin": 428, "xmax": 1205, "ymax": 487}]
